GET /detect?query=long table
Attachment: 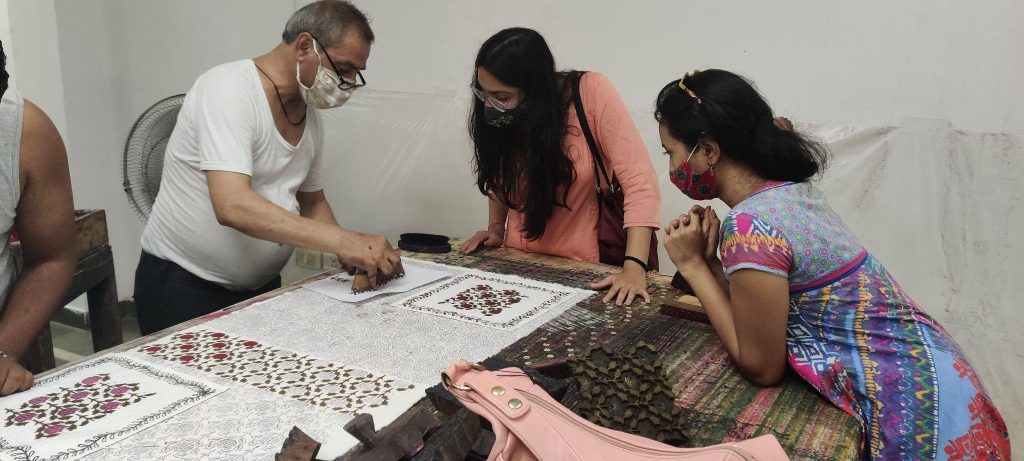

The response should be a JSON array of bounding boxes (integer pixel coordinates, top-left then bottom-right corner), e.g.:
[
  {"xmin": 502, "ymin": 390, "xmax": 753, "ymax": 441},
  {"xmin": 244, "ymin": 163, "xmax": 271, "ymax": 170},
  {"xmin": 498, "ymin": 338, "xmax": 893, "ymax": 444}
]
[{"xmin": 22, "ymin": 244, "xmax": 860, "ymax": 460}]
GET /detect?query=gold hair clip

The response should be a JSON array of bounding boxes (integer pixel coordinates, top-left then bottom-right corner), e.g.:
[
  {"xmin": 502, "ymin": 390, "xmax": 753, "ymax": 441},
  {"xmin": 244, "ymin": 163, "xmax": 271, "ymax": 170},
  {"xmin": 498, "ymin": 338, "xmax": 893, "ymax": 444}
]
[{"xmin": 678, "ymin": 69, "xmax": 702, "ymax": 104}]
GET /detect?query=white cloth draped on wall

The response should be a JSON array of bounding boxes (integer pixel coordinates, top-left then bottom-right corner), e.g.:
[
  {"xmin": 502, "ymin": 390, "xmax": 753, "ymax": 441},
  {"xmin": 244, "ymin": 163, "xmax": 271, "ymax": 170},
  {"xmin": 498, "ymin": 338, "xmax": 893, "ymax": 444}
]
[{"xmin": 312, "ymin": 91, "xmax": 1024, "ymax": 440}]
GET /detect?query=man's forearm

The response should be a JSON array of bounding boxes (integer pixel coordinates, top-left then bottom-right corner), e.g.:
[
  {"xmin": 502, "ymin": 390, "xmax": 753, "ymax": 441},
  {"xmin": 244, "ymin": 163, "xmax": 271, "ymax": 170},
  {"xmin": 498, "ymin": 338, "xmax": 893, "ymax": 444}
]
[
  {"xmin": 220, "ymin": 190, "xmax": 361, "ymax": 257},
  {"xmin": 0, "ymin": 258, "xmax": 75, "ymax": 358},
  {"xmin": 299, "ymin": 196, "xmax": 339, "ymax": 226}
]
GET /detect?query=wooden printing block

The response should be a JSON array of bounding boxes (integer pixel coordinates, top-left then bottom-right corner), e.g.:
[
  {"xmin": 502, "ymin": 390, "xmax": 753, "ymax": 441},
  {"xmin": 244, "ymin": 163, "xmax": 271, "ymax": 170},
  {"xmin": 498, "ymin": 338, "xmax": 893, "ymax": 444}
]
[
  {"xmin": 341, "ymin": 408, "xmax": 441, "ymax": 460},
  {"xmin": 410, "ymin": 408, "xmax": 491, "ymax": 461},
  {"xmin": 661, "ymin": 272, "xmax": 706, "ymax": 323},
  {"xmin": 275, "ymin": 427, "xmax": 321, "ymax": 461},
  {"xmin": 670, "ymin": 271, "xmax": 695, "ymax": 295},
  {"xmin": 529, "ymin": 357, "xmax": 574, "ymax": 379},
  {"xmin": 277, "ymin": 409, "xmax": 443, "ymax": 461},
  {"xmin": 659, "ymin": 298, "xmax": 709, "ymax": 324},
  {"xmin": 350, "ymin": 260, "xmax": 406, "ymax": 293},
  {"xmin": 568, "ymin": 342, "xmax": 690, "ymax": 447}
]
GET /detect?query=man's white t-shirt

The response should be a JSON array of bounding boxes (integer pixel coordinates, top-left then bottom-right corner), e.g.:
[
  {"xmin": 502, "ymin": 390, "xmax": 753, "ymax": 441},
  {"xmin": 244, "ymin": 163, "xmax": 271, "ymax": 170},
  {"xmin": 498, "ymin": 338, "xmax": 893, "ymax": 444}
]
[{"xmin": 141, "ymin": 59, "xmax": 324, "ymax": 291}]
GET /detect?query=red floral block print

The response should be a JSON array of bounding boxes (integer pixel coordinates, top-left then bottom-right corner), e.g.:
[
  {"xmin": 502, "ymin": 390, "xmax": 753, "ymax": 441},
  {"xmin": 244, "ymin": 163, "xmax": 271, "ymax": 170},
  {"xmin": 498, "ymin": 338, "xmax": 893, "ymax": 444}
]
[
  {"xmin": 395, "ymin": 273, "xmax": 581, "ymax": 330},
  {"xmin": 140, "ymin": 331, "xmax": 265, "ymax": 376},
  {"xmin": 440, "ymin": 284, "xmax": 526, "ymax": 316},
  {"xmin": 138, "ymin": 330, "xmax": 414, "ymax": 414},
  {"xmin": 3, "ymin": 374, "xmax": 152, "ymax": 439}
]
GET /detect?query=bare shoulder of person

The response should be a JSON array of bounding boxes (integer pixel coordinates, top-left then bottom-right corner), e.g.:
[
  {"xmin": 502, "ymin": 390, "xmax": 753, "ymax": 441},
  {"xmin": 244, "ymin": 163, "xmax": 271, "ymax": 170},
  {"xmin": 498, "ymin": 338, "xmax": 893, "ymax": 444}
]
[{"xmin": 18, "ymin": 99, "xmax": 67, "ymax": 193}]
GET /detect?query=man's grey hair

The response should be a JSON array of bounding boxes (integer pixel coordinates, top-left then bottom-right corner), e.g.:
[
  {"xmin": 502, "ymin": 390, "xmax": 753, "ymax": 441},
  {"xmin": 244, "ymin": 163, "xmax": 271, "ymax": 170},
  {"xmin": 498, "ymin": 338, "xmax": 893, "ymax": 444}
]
[{"xmin": 282, "ymin": 1, "xmax": 374, "ymax": 46}]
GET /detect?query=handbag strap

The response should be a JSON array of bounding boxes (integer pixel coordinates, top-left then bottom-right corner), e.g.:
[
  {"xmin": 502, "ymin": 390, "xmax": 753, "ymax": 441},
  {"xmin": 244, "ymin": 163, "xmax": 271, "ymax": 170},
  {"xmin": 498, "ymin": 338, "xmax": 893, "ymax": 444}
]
[{"xmin": 571, "ymin": 72, "xmax": 616, "ymax": 196}]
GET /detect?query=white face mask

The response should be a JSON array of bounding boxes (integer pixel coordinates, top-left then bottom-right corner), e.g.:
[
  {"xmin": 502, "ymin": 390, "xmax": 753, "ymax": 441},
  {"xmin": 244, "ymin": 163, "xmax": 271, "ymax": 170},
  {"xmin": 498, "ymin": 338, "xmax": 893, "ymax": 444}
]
[{"xmin": 296, "ymin": 41, "xmax": 355, "ymax": 109}]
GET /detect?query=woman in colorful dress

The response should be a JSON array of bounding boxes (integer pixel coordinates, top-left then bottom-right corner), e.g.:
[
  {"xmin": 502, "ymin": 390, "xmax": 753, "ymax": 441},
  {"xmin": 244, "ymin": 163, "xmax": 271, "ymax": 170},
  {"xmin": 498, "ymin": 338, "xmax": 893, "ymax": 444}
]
[
  {"xmin": 460, "ymin": 28, "xmax": 661, "ymax": 306},
  {"xmin": 657, "ymin": 69, "xmax": 1010, "ymax": 460}
]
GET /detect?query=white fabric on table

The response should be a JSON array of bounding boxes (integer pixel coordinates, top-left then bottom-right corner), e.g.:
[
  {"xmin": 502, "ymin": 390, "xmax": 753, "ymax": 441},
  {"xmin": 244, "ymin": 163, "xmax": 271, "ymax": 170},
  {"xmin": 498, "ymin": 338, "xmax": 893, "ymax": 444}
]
[
  {"xmin": 206, "ymin": 259, "xmax": 594, "ymax": 384},
  {"xmin": 0, "ymin": 355, "xmax": 224, "ymax": 461},
  {"xmin": 114, "ymin": 326, "xmax": 425, "ymax": 459}
]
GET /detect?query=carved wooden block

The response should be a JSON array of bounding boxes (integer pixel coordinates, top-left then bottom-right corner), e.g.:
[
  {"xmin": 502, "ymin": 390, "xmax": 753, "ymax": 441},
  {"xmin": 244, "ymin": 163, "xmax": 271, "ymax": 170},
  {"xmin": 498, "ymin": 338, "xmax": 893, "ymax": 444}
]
[
  {"xmin": 351, "ymin": 260, "xmax": 405, "ymax": 293},
  {"xmin": 275, "ymin": 426, "xmax": 321, "ymax": 461}
]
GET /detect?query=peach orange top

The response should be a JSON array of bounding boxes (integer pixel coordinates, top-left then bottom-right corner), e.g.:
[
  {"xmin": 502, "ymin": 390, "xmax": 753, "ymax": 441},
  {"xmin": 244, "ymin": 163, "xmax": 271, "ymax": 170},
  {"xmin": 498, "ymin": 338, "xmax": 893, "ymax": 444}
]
[{"xmin": 504, "ymin": 72, "xmax": 661, "ymax": 262}]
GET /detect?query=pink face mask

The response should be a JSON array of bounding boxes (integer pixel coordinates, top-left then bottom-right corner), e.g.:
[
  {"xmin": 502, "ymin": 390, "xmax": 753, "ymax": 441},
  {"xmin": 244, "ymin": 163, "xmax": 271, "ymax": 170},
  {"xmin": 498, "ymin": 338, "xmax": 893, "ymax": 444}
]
[{"xmin": 670, "ymin": 144, "xmax": 719, "ymax": 200}]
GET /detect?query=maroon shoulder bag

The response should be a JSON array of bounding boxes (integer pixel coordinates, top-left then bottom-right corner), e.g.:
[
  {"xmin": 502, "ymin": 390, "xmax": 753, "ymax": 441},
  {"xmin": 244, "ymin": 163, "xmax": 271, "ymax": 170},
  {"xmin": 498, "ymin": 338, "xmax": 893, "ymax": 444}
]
[{"xmin": 571, "ymin": 72, "xmax": 659, "ymax": 270}]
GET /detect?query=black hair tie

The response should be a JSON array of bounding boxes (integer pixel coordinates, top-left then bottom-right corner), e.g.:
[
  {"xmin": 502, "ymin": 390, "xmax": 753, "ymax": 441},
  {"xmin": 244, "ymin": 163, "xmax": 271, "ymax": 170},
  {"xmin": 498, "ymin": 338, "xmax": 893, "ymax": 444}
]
[{"xmin": 623, "ymin": 255, "xmax": 650, "ymax": 272}]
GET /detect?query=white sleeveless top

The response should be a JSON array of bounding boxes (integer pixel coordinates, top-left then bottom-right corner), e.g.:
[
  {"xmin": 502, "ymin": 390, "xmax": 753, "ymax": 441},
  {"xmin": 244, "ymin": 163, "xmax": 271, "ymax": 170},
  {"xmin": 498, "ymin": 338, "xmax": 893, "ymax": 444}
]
[{"xmin": 0, "ymin": 89, "xmax": 22, "ymax": 311}]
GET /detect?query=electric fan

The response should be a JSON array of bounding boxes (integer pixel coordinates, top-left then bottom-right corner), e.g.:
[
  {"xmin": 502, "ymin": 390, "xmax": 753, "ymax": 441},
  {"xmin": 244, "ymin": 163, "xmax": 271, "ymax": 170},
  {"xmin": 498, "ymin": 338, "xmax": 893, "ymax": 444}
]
[{"xmin": 121, "ymin": 94, "xmax": 185, "ymax": 220}]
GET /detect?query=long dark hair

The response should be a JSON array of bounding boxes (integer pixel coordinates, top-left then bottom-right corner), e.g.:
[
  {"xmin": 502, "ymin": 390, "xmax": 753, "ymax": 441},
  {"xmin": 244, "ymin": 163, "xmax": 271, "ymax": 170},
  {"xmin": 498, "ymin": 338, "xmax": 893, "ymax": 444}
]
[
  {"xmin": 655, "ymin": 69, "xmax": 827, "ymax": 182},
  {"xmin": 469, "ymin": 28, "xmax": 576, "ymax": 240},
  {"xmin": 1, "ymin": 40, "xmax": 8, "ymax": 100}
]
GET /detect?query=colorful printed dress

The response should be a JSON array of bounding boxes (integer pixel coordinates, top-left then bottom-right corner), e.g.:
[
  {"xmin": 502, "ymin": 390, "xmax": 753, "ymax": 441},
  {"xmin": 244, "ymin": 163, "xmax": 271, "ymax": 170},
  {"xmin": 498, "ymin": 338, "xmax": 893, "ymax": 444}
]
[{"xmin": 718, "ymin": 181, "xmax": 1010, "ymax": 460}]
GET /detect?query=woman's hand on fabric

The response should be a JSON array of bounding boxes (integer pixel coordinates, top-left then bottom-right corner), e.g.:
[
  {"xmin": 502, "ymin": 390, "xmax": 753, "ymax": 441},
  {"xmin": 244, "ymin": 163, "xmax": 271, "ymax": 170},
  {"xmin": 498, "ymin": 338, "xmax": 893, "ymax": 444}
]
[
  {"xmin": 663, "ymin": 208, "xmax": 709, "ymax": 274},
  {"xmin": 461, "ymin": 228, "xmax": 504, "ymax": 254},
  {"xmin": 590, "ymin": 263, "xmax": 650, "ymax": 306}
]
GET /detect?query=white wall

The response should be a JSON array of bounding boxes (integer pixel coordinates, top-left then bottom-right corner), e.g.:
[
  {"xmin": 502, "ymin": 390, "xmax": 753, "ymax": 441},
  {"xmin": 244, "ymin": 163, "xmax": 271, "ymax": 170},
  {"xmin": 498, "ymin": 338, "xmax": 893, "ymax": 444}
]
[
  {"xmin": 0, "ymin": 0, "xmax": 12, "ymax": 91},
  {"xmin": 6, "ymin": 0, "xmax": 1023, "ymax": 444},
  {"xmin": 4, "ymin": 0, "xmax": 68, "ymax": 135},
  {"xmin": 351, "ymin": 0, "xmax": 1024, "ymax": 135}
]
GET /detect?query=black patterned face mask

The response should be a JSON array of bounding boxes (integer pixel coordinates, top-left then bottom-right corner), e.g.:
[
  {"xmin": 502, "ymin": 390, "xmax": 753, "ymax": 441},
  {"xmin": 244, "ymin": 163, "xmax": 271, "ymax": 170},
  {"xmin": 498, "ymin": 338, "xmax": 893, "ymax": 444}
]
[{"xmin": 485, "ymin": 106, "xmax": 522, "ymax": 128}]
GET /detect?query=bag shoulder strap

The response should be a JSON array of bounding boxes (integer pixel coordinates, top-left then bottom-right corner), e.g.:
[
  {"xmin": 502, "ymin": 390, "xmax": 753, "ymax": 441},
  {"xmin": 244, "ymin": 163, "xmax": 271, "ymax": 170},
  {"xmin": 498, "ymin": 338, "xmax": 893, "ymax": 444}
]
[{"xmin": 571, "ymin": 72, "xmax": 615, "ymax": 194}]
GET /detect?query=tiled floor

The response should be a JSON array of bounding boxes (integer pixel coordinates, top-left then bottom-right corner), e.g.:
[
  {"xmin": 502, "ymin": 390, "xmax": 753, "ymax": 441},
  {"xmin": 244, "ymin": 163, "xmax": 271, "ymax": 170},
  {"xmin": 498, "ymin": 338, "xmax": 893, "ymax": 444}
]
[{"xmin": 50, "ymin": 316, "xmax": 141, "ymax": 366}]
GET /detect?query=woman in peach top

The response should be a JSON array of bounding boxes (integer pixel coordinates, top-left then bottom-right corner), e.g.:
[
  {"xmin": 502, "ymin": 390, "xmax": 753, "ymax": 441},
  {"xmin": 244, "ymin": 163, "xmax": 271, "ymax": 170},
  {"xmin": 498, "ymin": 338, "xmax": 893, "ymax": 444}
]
[{"xmin": 461, "ymin": 28, "xmax": 661, "ymax": 306}]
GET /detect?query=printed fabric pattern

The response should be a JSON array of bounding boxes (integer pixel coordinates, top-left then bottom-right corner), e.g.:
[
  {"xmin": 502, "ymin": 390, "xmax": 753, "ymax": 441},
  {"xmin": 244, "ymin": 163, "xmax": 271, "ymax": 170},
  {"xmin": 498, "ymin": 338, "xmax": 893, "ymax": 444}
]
[{"xmin": 718, "ymin": 182, "xmax": 1010, "ymax": 460}]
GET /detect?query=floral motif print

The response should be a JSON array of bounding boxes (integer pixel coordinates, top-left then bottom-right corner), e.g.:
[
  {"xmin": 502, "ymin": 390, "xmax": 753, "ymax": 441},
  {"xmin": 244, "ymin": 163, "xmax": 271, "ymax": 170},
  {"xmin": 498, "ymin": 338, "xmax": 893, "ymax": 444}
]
[
  {"xmin": 4, "ymin": 374, "xmax": 152, "ymax": 440},
  {"xmin": 440, "ymin": 284, "xmax": 526, "ymax": 316}
]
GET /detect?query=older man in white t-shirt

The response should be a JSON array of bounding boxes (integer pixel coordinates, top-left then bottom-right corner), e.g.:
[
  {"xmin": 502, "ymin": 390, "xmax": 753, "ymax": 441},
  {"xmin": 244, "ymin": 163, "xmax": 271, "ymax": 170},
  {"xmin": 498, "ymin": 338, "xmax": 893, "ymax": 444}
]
[{"xmin": 135, "ymin": 0, "xmax": 399, "ymax": 335}]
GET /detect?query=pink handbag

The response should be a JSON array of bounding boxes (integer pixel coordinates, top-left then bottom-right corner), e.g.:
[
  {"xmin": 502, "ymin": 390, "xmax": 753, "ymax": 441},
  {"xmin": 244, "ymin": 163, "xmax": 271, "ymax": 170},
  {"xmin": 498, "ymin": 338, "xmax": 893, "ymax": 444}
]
[{"xmin": 443, "ymin": 360, "xmax": 790, "ymax": 461}]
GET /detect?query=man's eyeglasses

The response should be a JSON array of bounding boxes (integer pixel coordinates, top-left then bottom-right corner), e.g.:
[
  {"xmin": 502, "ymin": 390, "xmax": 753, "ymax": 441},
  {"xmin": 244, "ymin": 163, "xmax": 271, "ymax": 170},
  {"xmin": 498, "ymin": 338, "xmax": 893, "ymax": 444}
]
[
  {"xmin": 471, "ymin": 83, "xmax": 522, "ymax": 112},
  {"xmin": 310, "ymin": 35, "xmax": 366, "ymax": 91}
]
